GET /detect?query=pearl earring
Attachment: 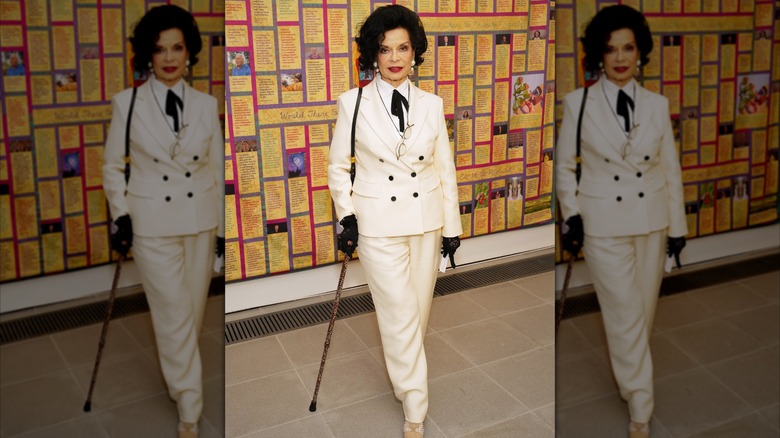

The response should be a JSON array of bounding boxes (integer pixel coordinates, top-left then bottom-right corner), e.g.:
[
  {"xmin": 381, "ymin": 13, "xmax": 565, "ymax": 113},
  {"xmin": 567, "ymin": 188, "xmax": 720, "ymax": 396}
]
[
  {"xmin": 148, "ymin": 61, "xmax": 152, "ymax": 69},
  {"xmin": 598, "ymin": 61, "xmax": 604, "ymax": 71},
  {"xmin": 373, "ymin": 61, "xmax": 379, "ymax": 73},
  {"xmin": 410, "ymin": 59, "xmax": 415, "ymax": 73}
]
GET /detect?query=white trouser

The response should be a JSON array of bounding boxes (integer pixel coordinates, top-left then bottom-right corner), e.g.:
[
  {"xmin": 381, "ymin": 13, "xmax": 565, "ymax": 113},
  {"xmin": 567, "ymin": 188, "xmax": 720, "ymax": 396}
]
[
  {"xmin": 131, "ymin": 228, "xmax": 216, "ymax": 423},
  {"xmin": 582, "ymin": 229, "xmax": 666, "ymax": 423},
  {"xmin": 356, "ymin": 229, "xmax": 442, "ymax": 423}
]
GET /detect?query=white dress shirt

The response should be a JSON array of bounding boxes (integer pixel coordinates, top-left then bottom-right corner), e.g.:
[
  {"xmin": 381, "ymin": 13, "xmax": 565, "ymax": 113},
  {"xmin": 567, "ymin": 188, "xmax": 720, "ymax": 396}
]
[
  {"xmin": 375, "ymin": 77, "xmax": 410, "ymax": 136},
  {"xmin": 601, "ymin": 77, "xmax": 636, "ymax": 133},
  {"xmin": 150, "ymin": 75, "xmax": 185, "ymax": 134}
]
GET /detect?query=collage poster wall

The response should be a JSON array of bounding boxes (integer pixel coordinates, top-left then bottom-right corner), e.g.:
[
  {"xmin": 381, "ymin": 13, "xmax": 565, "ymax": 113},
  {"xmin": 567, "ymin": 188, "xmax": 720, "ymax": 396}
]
[
  {"xmin": 0, "ymin": 0, "xmax": 226, "ymax": 282},
  {"xmin": 554, "ymin": 0, "xmax": 780, "ymax": 263},
  {"xmin": 224, "ymin": 0, "xmax": 556, "ymax": 281}
]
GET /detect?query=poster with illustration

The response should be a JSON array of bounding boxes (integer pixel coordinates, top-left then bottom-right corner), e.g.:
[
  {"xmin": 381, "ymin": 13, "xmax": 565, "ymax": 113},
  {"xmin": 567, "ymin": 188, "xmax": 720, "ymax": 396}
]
[
  {"xmin": 507, "ymin": 177, "xmax": 523, "ymax": 201},
  {"xmin": 511, "ymin": 73, "xmax": 545, "ymax": 129},
  {"xmin": 474, "ymin": 182, "xmax": 490, "ymax": 209},
  {"xmin": 287, "ymin": 152, "xmax": 306, "ymax": 178},
  {"xmin": 62, "ymin": 152, "xmax": 81, "ymax": 178},
  {"xmin": 735, "ymin": 73, "xmax": 770, "ymax": 129}
]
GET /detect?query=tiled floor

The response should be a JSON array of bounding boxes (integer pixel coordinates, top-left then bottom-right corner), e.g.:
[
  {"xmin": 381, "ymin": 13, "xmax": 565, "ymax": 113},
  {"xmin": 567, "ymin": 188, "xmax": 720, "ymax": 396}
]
[
  {"xmin": 0, "ymin": 295, "xmax": 225, "ymax": 438},
  {"xmin": 3, "ymin": 264, "xmax": 775, "ymax": 437},
  {"xmin": 556, "ymin": 270, "xmax": 780, "ymax": 438},
  {"xmin": 224, "ymin": 271, "xmax": 556, "ymax": 438}
]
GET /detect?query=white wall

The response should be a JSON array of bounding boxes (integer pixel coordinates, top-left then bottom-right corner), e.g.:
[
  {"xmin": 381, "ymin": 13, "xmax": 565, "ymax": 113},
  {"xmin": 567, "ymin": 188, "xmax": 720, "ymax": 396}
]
[
  {"xmin": 0, "ymin": 260, "xmax": 145, "ymax": 314},
  {"xmin": 225, "ymin": 224, "xmax": 555, "ymax": 313},
  {"xmin": 0, "ymin": 225, "xmax": 554, "ymax": 314},
  {"xmin": 2, "ymin": 223, "xmax": 777, "ymax": 314}
]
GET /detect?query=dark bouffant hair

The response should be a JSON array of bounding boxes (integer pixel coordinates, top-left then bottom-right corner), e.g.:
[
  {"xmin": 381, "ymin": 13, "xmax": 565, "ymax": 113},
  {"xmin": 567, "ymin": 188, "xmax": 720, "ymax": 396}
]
[
  {"xmin": 129, "ymin": 5, "xmax": 203, "ymax": 74},
  {"xmin": 580, "ymin": 5, "xmax": 653, "ymax": 74},
  {"xmin": 355, "ymin": 5, "xmax": 428, "ymax": 71}
]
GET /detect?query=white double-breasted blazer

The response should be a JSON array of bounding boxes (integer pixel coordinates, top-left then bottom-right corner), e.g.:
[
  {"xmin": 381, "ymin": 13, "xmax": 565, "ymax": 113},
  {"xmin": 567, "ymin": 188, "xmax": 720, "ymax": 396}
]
[
  {"xmin": 328, "ymin": 79, "xmax": 462, "ymax": 238},
  {"xmin": 556, "ymin": 78, "xmax": 687, "ymax": 238},
  {"xmin": 103, "ymin": 80, "xmax": 225, "ymax": 238}
]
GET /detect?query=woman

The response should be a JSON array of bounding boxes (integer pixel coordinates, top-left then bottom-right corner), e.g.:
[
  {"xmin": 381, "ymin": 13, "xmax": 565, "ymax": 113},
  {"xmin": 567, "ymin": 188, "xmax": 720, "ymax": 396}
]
[
  {"xmin": 327, "ymin": 5, "xmax": 461, "ymax": 437},
  {"xmin": 556, "ymin": 5, "xmax": 686, "ymax": 438},
  {"xmin": 102, "ymin": 5, "xmax": 224, "ymax": 438}
]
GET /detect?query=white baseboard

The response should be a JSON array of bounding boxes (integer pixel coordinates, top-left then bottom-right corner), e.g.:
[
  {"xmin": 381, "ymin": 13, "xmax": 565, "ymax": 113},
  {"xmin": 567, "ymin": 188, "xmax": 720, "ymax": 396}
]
[{"xmin": 225, "ymin": 225, "xmax": 555, "ymax": 314}]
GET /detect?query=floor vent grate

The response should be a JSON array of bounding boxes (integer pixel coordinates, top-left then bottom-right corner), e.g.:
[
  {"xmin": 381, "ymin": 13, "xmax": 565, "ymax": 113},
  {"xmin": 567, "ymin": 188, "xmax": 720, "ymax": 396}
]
[
  {"xmin": 0, "ymin": 278, "xmax": 224, "ymax": 345},
  {"xmin": 225, "ymin": 253, "xmax": 554, "ymax": 345},
  {"xmin": 0, "ymin": 294, "xmax": 150, "ymax": 345}
]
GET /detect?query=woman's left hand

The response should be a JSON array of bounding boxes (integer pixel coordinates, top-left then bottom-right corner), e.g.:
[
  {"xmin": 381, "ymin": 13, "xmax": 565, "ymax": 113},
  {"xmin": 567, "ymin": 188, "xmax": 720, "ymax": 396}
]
[
  {"xmin": 441, "ymin": 236, "xmax": 461, "ymax": 268},
  {"xmin": 216, "ymin": 236, "xmax": 225, "ymax": 257},
  {"xmin": 666, "ymin": 236, "xmax": 686, "ymax": 268}
]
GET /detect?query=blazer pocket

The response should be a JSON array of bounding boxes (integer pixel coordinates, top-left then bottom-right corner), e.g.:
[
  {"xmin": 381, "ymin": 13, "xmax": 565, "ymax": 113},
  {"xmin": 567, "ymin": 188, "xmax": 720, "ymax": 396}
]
[
  {"xmin": 422, "ymin": 173, "xmax": 441, "ymax": 193},
  {"xmin": 194, "ymin": 175, "xmax": 217, "ymax": 193},
  {"xmin": 351, "ymin": 179, "xmax": 382, "ymax": 198},
  {"xmin": 646, "ymin": 173, "xmax": 666, "ymax": 193},
  {"xmin": 126, "ymin": 180, "xmax": 157, "ymax": 199},
  {"xmin": 577, "ymin": 180, "xmax": 607, "ymax": 199}
]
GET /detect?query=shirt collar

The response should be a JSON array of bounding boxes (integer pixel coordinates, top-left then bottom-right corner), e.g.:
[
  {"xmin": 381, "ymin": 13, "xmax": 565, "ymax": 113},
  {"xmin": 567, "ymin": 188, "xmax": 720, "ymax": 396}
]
[
  {"xmin": 376, "ymin": 77, "xmax": 410, "ymax": 101},
  {"xmin": 151, "ymin": 75, "xmax": 185, "ymax": 99},
  {"xmin": 601, "ymin": 77, "xmax": 635, "ymax": 109}
]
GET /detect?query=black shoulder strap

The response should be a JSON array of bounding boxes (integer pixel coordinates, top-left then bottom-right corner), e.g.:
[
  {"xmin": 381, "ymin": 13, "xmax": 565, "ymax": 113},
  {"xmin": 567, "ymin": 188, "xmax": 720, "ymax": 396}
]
[
  {"xmin": 349, "ymin": 87, "xmax": 363, "ymax": 184},
  {"xmin": 575, "ymin": 86, "xmax": 588, "ymax": 185},
  {"xmin": 124, "ymin": 87, "xmax": 138, "ymax": 185}
]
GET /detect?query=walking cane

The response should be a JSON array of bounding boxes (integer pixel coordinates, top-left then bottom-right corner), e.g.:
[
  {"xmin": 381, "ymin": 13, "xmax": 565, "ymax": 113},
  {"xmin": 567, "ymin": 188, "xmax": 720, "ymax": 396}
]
[
  {"xmin": 555, "ymin": 257, "xmax": 575, "ymax": 335},
  {"xmin": 83, "ymin": 255, "xmax": 124, "ymax": 412},
  {"xmin": 309, "ymin": 254, "xmax": 351, "ymax": 412}
]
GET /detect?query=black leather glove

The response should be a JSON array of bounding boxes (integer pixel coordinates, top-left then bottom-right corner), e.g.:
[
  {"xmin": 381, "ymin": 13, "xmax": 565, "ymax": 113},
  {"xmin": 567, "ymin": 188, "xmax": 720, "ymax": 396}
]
[
  {"xmin": 667, "ymin": 236, "xmax": 686, "ymax": 268},
  {"xmin": 216, "ymin": 236, "xmax": 225, "ymax": 258},
  {"xmin": 111, "ymin": 215, "xmax": 133, "ymax": 257},
  {"xmin": 337, "ymin": 214, "xmax": 358, "ymax": 257},
  {"xmin": 442, "ymin": 236, "xmax": 461, "ymax": 268},
  {"xmin": 562, "ymin": 214, "xmax": 584, "ymax": 256}
]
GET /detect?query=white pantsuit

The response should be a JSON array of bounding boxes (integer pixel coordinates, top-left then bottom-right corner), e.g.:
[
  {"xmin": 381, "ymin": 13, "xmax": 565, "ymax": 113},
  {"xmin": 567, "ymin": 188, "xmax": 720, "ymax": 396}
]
[
  {"xmin": 132, "ymin": 230, "xmax": 215, "ymax": 422},
  {"xmin": 328, "ymin": 78, "xmax": 462, "ymax": 423},
  {"xmin": 103, "ymin": 79, "xmax": 224, "ymax": 423},
  {"xmin": 556, "ymin": 78, "xmax": 687, "ymax": 423},
  {"xmin": 358, "ymin": 229, "xmax": 442, "ymax": 421}
]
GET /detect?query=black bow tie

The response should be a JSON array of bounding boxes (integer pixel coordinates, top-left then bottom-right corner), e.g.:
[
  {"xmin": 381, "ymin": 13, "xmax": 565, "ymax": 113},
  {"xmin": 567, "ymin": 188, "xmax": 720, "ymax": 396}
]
[
  {"xmin": 390, "ymin": 89, "xmax": 409, "ymax": 133},
  {"xmin": 617, "ymin": 89, "xmax": 634, "ymax": 133},
  {"xmin": 165, "ymin": 89, "xmax": 183, "ymax": 132}
]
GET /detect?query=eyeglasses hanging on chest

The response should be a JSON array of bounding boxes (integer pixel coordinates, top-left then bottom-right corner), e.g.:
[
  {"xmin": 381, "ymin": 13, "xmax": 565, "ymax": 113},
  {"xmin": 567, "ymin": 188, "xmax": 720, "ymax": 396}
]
[
  {"xmin": 378, "ymin": 83, "xmax": 414, "ymax": 160},
  {"xmin": 602, "ymin": 81, "xmax": 639, "ymax": 160},
  {"xmin": 396, "ymin": 123, "xmax": 414, "ymax": 160},
  {"xmin": 152, "ymin": 86, "xmax": 189, "ymax": 159}
]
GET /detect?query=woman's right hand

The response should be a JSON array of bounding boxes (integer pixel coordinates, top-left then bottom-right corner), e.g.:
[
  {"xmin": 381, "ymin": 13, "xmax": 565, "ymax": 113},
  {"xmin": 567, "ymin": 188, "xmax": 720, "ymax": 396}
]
[
  {"xmin": 338, "ymin": 214, "xmax": 358, "ymax": 257},
  {"xmin": 111, "ymin": 215, "xmax": 133, "ymax": 257},
  {"xmin": 562, "ymin": 214, "xmax": 584, "ymax": 256}
]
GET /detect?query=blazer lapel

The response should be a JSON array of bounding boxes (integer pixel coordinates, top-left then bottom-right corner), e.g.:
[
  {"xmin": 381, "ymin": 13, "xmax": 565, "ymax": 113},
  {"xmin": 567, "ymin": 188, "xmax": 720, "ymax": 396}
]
[
  {"xmin": 586, "ymin": 77, "xmax": 628, "ymax": 154},
  {"xmin": 133, "ymin": 81, "xmax": 177, "ymax": 151},
  {"xmin": 176, "ymin": 83, "xmax": 205, "ymax": 154},
  {"xmin": 360, "ymin": 79, "xmax": 405, "ymax": 155},
  {"xmin": 626, "ymin": 83, "xmax": 653, "ymax": 150},
  {"xmin": 401, "ymin": 85, "xmax": 430, "ymax": 156}
]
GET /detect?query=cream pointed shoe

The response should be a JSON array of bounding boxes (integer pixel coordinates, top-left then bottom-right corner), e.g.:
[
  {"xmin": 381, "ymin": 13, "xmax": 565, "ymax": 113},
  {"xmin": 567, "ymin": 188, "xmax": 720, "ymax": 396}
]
[
  {"xmin": 628, "ymin": 421, "xmax": 649, "ymax": 438},
  {"xmin": 403, "ymin": 421, "xmax": 424, "ymax": 438},
  {"xmin": 178, "ymin": 421, "xmax": 198, "ymax": 438}
]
